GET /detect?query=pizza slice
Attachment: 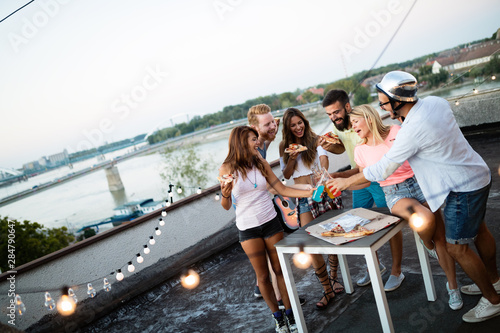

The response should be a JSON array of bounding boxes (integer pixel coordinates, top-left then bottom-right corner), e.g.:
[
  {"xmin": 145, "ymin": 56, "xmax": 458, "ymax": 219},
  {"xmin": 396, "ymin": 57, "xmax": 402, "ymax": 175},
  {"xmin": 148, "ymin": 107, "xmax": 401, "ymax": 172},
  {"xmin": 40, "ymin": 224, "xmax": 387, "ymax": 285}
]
[
  {"xmin": 284, "ymin": 143, "xmax": 308, "ymax": 153},
  {"xmin": 344, "ymin": 225, "xmax": 374, "ymax": 238},
  {"xmin": 217, "ymin": 173, "xmax": 236, "ymax": 185},
  {"xmin": 321, "ymin": 132, "xmax": 341, "ymax": 144},
  {"xmin": 321, "ymin": 225, "xmax": 346, "ymax": 237}
]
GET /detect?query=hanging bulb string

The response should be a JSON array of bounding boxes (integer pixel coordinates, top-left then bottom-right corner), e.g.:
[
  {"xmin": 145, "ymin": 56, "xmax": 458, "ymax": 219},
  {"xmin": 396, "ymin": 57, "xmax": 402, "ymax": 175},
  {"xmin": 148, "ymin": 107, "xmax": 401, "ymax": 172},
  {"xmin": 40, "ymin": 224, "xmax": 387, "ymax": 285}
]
[{"xmin": 8, "ymin": 214, "xmax": 167, "ymax": 295}]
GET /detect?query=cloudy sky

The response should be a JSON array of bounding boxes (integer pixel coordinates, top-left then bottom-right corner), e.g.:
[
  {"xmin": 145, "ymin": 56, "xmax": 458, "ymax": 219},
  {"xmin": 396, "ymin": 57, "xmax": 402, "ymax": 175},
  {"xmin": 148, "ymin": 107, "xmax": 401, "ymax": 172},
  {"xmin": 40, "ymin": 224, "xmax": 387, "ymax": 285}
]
[{"xmin": 1, "ymin": 0, "xmax": 499, "ymax": 169}]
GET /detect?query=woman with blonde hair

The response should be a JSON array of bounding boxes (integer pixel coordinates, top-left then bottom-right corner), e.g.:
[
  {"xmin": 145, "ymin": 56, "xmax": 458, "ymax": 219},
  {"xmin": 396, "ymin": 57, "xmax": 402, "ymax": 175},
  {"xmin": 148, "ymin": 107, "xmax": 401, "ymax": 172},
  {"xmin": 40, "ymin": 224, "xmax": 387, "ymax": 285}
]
[
  {"xmin": 279, "ymin": 108, "xmax": 343, "ymax": 310},
  {"xmin": 219, "ymin": 126, "xmax": 315, "ymax": 332},
  {"xmin": 328, "ymin": 104, "xmax": 462, "ymax": 310}
]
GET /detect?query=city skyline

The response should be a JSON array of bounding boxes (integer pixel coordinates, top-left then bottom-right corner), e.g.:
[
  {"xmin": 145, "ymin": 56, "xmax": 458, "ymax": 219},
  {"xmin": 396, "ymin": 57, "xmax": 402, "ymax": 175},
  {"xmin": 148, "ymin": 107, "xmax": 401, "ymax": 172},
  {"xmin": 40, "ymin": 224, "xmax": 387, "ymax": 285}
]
[{"xmin": 1, "ymin": 0, "xmax": 500, "ymax": 170}]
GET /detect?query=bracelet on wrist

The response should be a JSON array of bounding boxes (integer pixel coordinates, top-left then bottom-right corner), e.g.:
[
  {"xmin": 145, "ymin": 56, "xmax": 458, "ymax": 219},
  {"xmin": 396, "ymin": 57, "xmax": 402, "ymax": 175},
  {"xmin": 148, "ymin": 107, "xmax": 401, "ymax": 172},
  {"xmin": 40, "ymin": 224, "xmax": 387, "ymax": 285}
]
[{"xmin": 221, "ymin": 193, "xmax": 230, "ymax": 199}]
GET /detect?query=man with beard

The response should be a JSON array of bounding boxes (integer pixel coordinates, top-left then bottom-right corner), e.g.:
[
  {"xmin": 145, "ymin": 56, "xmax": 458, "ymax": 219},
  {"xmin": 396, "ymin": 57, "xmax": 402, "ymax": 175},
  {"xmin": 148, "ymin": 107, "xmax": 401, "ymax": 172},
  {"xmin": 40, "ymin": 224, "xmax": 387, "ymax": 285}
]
[
  {"xmin": 248, "ymin": 104, "xmax": 279, "ymax": 159},
  {"xmin": 319, "ymin": 89, "xmax": 404, "ymax": 292}
]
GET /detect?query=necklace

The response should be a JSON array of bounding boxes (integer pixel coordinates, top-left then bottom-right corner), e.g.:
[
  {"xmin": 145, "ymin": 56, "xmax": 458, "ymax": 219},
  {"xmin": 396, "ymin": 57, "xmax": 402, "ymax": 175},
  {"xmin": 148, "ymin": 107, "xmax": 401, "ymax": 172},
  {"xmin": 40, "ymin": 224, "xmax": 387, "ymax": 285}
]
[{"xmin": 248, "ymin": 168, "xmax": 257, "ymax": 188}]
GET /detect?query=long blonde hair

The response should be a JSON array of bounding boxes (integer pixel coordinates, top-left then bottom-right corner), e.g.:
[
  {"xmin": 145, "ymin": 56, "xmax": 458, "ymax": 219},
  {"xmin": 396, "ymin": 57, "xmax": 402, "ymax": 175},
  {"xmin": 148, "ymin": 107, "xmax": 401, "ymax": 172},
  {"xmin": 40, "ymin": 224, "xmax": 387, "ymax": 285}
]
[{"xmin": 350, "ymin": 104, "xmax": 390, "ymax": 145}]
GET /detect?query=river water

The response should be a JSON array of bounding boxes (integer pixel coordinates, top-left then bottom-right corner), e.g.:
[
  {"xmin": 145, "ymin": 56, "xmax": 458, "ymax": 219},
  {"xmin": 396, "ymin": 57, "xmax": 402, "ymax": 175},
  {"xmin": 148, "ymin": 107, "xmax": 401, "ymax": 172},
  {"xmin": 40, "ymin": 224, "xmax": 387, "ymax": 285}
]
[{"xmin": 1, "ymin": 80, "xmax": 499, "ymax": 232}]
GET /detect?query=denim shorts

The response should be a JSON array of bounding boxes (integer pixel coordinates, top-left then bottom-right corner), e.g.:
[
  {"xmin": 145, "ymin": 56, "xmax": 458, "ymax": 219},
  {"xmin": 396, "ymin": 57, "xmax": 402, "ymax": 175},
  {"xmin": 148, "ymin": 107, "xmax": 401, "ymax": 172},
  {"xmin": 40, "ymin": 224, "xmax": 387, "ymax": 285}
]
[
  {"xmin": 297, "ymin": 197, "xmax": 311, "ymax": 215},
  {"xmin": 443, "ymin": 181, "xmax": 491, "ymax": 244},
  {"xmin": 238, "ymin": 215, "xmax": 284, "ymax": 242},
  {"xmin": 353, "ymin": 182, "xmax": 388, "ymax": 209},
  {"xmin": 381, "ymin": 176, "xmax": 426, "ymax": 211}
]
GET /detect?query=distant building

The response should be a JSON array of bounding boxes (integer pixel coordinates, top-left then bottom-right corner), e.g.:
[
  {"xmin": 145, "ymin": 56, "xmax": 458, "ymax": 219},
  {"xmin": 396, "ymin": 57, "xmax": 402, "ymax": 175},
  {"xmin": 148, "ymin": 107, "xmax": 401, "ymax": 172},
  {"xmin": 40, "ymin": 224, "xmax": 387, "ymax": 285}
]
[
  {"xmin": 139, "ymin": 200, "xmax": 166, "ymax": 215},
  {"xmin": 431, "ymin": 40, "xmax": 500, "ymax": 73}
]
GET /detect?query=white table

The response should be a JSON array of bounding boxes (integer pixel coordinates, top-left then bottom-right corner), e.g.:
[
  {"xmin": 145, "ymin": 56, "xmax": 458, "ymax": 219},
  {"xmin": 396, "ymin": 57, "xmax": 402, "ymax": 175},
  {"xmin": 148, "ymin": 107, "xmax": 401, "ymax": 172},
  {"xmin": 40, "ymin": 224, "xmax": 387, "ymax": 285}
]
[{"xmin": 275, "ymin": 208, "xmax": 437, "ymax": 333}]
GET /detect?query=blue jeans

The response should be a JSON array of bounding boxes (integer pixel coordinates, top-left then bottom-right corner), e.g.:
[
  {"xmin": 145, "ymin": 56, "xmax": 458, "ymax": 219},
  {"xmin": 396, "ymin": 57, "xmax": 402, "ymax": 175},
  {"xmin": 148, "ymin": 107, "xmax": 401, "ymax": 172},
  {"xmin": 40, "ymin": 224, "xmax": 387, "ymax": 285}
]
[
  {"xmin": 443, "ymin": 182, "xmax": 490, "ymax": 244},
  {"xmin": 297, "ymin": 197, "xmax": 311, "ymax": 214},
  {"xmin": 353, "ymin": 182, "xmax": 388, "ymax": 209}
]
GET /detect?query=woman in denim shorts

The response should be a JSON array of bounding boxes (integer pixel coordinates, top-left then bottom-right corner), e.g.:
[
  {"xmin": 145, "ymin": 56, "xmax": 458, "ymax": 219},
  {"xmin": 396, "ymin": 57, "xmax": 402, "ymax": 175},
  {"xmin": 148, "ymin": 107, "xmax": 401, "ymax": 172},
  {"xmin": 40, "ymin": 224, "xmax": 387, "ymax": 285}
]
[
  {"xmin": 219, "ymin": 126, "xmax": 315, "ymax": 332},
  {"xmin": 328, "ymin": 105, "xmax": 462, "ymax": 310},
  {"xmin": 279, "ymin": 108, "xmax": 344, "ymax": 310}
]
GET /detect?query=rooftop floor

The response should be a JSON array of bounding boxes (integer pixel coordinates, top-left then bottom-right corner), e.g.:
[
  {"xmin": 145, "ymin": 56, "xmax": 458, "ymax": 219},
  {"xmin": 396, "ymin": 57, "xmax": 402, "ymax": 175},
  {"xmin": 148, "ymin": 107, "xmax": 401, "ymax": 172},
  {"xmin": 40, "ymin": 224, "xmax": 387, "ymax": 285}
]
[{"xmin": 80, "ymin": 131, "xmax": 500, "ymax": 333}]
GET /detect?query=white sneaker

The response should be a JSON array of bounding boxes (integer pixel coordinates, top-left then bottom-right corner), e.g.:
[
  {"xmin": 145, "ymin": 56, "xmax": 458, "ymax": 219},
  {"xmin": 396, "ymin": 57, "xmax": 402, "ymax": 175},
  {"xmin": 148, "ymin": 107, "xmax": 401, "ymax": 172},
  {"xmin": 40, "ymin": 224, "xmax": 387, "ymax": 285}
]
[
  {"xmin": 446, "ymin": 282, "xmax": 463, "ymax": 310},
  {"xmin": 384, "ymin": 273, "xmax": 405, "ymax": 292},
  {"xmin": 357, "ymin": 264, "xmax": 386, "ymax": 287},
  {"xmin": 462, "ymin": 297, "xmax": 500, "ymax": 323},
  {"xmin": 461, "ymin": 278, "xmax": 500, "ymax": 295},
  {"xmin": 419, "ymin": 238, "xmax": 439, "ymax": 260}
]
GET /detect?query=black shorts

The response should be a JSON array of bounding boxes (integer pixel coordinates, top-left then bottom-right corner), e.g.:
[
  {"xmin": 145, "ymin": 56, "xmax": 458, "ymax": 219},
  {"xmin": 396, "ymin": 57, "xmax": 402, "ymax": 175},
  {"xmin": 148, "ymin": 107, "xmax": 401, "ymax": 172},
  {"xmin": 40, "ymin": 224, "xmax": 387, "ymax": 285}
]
[{"xmin": 238, "ymin": 215, "xmax": 283, "ymax": 242}]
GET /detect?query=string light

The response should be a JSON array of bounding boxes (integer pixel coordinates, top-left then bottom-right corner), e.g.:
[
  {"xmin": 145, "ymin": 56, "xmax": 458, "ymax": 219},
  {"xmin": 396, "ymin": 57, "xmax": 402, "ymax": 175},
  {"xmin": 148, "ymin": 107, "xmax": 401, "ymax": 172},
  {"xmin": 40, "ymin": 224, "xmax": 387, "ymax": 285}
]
[
  {"xmin": 197, "ymin": 187, "xmax": 202, "ymax": 194},
  {"xmin": 136, "ymin": 253, "xmax": 144, "ymax": 263},
  {"xmin": 292, "ymin": 245, "xmax": 312, "ymax": 269},
  {"xmin": 68, "ymin": 288, "xmax": 77, "ymax": 304},
  {"xmin": 87, "ymin": 283, "xmax": 96, "ymax": 298},
  {"xmin": 149, "ymin": 236, "xmax": 156, "ymax": 245},
  {"xmin": 44, "ymin": 292, "xmax": 56, "ymax": 310},
  {"xmin": 127, "ymin": 261, "xmax": 136, "ymax": 273},
  {"xmin": 180, "ymin": 269, "xmax": 200, "ymax": 289},
  {"xmin": 57, "ymin": 287, "xmax": 76, "ymax": 316},
  {"xmin": 407, "ymin": 206, "xmax": 424, "ymax": 230},
  {"xmin": 103, "ymin": 278, "xmax": 112, "ymax": 292},
  {"xmin": 281, "ymin": 178, "xmax": 287, "ymax": 185},
  {"xmin": 143, "ymin": 245, "xmax": 150, "ymax": 254},
  {"xmin": 159, "ymin": 218, "xmax": 165, "ymax": 226},
  {"xmin": 492, "ymin": 75, "xmax": 496, "ymax": 80},
  {"xmin": 473, "ymin": 88, "xmax": 478, "ymax": 94},
  {"xmin": 215, "ymin": 193, "xmax": 220, "ymax": 201},
  {"xmin": 161, "ymin": 210, "xmax": 167, "ymax": 217},
  {"xmin": 116, "ymin": 269, "xmax": 124, "ymax": 281},
  {"xmin": 177, "ymin": 186, "xmax": 183, "ymax": 194},
  {"xmin": 455, "ymin": 101, "xmax": 459, "ymax": 106},
  {"xmin": 155, "ymin": 227, "xmax": 161, "ymax": 236},
  {"xmin": 15, "ymin": 295, "xmax": 26, "ymax": 316}
]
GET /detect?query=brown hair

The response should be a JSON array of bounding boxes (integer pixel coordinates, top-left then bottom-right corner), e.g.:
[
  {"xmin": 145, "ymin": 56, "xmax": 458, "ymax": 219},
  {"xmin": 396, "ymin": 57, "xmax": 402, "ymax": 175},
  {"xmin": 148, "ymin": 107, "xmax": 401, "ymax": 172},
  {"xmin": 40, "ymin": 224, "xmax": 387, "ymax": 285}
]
[
  {"xmin": 281, "ymin": 108, "xmax": 318, "ymax": 168},
  {"xmin": 223, "ymin": 126, "xmax": 267, "ymax": 180},
  {"xmin": 247, "ymin": 104, "xmax": 271, "ymax": 126}
]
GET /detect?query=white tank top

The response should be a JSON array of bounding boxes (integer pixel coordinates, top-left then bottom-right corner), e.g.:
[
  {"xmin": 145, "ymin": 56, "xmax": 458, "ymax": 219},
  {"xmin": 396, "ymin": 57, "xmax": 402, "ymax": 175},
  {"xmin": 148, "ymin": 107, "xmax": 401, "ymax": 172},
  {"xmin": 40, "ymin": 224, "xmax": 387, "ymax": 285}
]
[{"xmin": 231, "ymin": 167, "xmax": 277, "ymax": 231}]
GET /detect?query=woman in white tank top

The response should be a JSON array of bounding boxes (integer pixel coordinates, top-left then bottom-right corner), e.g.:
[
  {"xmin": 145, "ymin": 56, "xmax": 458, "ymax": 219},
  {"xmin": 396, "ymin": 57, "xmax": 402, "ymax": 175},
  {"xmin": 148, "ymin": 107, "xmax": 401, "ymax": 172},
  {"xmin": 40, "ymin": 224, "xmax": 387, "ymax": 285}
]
[
  {"xmin": 279, "ymin": 108, "xmax": 344, "ymax": 310},
  {"xmin": 219, "ymin": 126, "xmax": 314, "ymax": 332}
]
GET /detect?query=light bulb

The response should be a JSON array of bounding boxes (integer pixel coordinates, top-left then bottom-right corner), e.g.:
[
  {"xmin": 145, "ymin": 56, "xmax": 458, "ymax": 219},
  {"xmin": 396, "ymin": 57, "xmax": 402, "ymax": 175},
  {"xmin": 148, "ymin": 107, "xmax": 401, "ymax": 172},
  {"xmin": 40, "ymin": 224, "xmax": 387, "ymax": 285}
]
[
  {"xmin": 44, "ymin": 292, "xmax": 56, "ymax": 310},
  {"xmin": 103, "ymin": 278, "xmax": 112, "ymax": 292},
  {"xmin": 116, "ymin": 269, "xmax": 124, "ymax": 281},
  {"xmin": 87, "ymin": 283, "xmax": 96, "ymax": 298},
  {"xmin": 197, "ymin": 187, "xmax": 202, "ymax": 194},
  {"xmin": 292, "ymin": 246, "xmax": 312, "ymax": 269},
  {"xmin": 127, "ymin": 261, "xmax": 135, "ymax": 272},
  {"xmin": 149, "ymin": 236, "xmax": 156, "ymax": 245},
  {"xmin": 136, "ymin": 253, "xmax": 144, "ymax": 263},
  {"xmin": 143, "ymin": 245, "xmax": 150, "ymax": 254},
  {"xmin": 281, "ymin": 178, "xmax": 286, "ymax": 185},
  {"xmin": 407, "ymin": 206, "xmax": 424, "ymax": 231},
  {"xmin": 166, "ymin": 201, "xmax": 171, "ymax": 207},
  {"xmin": 169, "ymin": 191, "xmax": 173, "ymax": 198},
  {"xmin": 177, "ymin": 186, "xmax": 182, "ymax": 194},
  {"xmin": 181, "ymin": 269, "xmax": 200, "ymax": 289},
  {"xmin": 159, "ymin": 218, "xmax": 165, "ymax": 226},
  {"xmin": 215, "ymin": 193, "xmax": 220, "ymax": 201},
  {"xmin": 161, "ymin": 210, "xmax": 167, "ymax": 217},
  {"xmin": 455, "ymin": 101, "xmax": 459, "ymax": 106},
  {"xmin": 68, "ymin": 288, "xmax": 77, "ymax": 304},
  {"xmin": 492, "ymin": 75, "xmax": 496, "ymax": 80},
  {"xmin": 57, "ymin": 287, "xmax": 76, "ymax": 316},
  {"xmin": 155, "ymin": 227, "xmax": 162, "ymax": 236},
  {"xmin": 473, "ymin": 88, "xmax": 478, "ymax": 94},
  {"xmin": 15, "ymin": 295, "xmax": 26, "ymax": 316}
]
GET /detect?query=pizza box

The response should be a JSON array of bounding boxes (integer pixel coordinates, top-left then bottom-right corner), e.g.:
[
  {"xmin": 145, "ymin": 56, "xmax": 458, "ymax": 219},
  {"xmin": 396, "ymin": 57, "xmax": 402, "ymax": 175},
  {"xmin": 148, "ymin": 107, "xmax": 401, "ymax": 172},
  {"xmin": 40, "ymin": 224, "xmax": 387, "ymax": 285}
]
[{"xmin": 305, "ymin": 208, "xmax": 401, "ymax": 245}]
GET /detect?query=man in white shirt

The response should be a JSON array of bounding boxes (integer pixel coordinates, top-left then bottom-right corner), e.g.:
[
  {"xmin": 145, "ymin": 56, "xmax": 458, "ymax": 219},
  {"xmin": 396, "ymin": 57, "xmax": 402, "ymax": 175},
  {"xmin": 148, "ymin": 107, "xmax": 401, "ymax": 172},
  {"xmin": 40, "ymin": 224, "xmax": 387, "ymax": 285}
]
[{"xmin": 327, "ymin": 71, "xmax": 500, "ymax": 323}]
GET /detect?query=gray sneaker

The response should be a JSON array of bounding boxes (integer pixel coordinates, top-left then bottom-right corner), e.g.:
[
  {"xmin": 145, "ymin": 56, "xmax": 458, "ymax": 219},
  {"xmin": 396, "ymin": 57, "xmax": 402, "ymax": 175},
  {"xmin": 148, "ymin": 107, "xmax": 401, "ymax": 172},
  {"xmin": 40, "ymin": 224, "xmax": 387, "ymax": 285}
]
[
  {"xmin": 357, "ymin": 264, "xmax": 386, "ymax": 287},
  {"xmin": 384, "ymin": 273, "xmax": 405, "ymax": 292},
  {"xmin": 461, "ymin": 278, "xmax": 500, "ymax": 295},
  {"xmin": 447, "ymin": 282, "xmax": 463, "ymax": 310},
  {"xmin": 419, "ymin": 238, "xmax": 439, "ymax": 260},
  {"xmin": 273, "ymin": 312, "xmax": 289, "ymax": 333},
  {"xmin": 462, "ymin": 297, "xmax": 500, "ymax": 323}
]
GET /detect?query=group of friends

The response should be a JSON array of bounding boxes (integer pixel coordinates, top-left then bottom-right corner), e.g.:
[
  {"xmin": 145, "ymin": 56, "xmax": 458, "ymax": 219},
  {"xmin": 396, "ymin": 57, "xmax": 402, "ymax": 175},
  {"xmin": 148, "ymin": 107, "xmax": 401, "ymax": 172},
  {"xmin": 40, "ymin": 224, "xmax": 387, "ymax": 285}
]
[{"xmin": 218, "ymin": 70, "xmax": 500, "ymax": 333}]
